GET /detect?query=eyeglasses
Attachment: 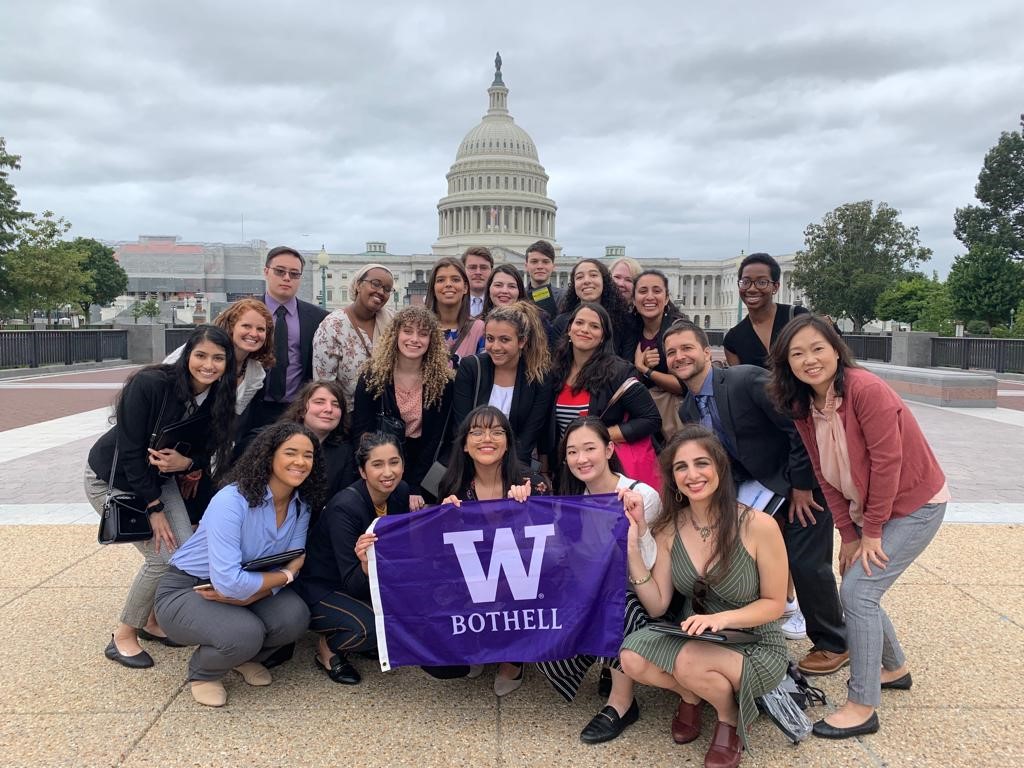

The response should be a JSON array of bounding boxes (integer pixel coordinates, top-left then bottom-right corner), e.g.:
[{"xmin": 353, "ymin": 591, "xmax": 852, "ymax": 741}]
[
  {"xmin": 692, "ymin": 577, "xmax": 708, "ymax": 615},
  {"xmin": 737, "ymin": 277, "xmax": 774, "ymax": 290},
  {"xmin": 269, "ymin": 266, "xmax": 303, "ymax": 280},
  {"xmin": 468, "ymin": 427, "xmax": 507, "ymax": 440},
  {"xmin": 360, "ymin": 277, "xmax": 394, "ymax": 295}
]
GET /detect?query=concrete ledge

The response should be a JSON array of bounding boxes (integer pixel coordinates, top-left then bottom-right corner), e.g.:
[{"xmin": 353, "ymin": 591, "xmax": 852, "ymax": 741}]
[{"xmin": 860, "ymin": 362, "xmax": 997, "ymax": 408}]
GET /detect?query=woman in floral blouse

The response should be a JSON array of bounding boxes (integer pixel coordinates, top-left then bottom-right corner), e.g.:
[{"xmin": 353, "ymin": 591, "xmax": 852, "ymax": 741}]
[{"xmin": 312, "ymin": 263, "xmax": 395, "ymax": 413}]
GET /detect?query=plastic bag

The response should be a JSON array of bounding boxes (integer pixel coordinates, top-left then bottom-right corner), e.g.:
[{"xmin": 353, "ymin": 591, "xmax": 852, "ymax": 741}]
[{"xmin": 757, "ymin": 683, "xmax": 814, "ymax": 744}]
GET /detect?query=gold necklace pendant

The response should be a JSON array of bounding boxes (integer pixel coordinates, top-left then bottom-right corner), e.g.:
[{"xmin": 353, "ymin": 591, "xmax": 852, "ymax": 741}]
[{"xmin": 691, "ymin": 517, "xmax": 715, "ymax": 542}]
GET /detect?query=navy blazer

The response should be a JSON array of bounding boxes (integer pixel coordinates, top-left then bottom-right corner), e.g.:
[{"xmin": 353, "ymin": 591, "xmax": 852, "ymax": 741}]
[
  {"xmin": 678, "ymin": 365, "xmax": 816, "ymax": 496},
  {"xmin": 451, "ymin": 353, "xmax": 553, "ymax": 464}
]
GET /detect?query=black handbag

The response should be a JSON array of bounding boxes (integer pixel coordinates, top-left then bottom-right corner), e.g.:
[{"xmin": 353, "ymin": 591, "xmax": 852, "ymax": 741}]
[{"xmin": 375, "ymin": 391, "xmax": 406, "ymax": 444}]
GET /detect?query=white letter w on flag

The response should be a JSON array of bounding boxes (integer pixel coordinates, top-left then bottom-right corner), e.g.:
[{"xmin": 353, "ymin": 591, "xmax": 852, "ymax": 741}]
[{"xmin": 443, "ymin": 525, "xmax": 556, "ymax": 603}]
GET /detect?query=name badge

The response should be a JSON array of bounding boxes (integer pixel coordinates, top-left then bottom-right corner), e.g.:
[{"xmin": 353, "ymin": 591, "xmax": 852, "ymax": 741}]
[{"xmin": 531, "ymin": 287, "xmax": 551, "ymax": 302}]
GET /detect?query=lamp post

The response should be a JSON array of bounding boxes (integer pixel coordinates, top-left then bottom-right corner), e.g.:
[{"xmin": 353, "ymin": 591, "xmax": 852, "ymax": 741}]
[{"xmin": 316, "ymin": 245, "xmax": 330, "ymax": 311}]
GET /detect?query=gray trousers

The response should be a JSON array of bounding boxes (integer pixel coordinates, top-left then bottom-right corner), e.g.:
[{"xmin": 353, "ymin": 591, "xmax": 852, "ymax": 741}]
[
  {"xmin": 842, "ymin": 501, "xmax": 946, "ymax": 707},
  {"xmin": 154, "ymin": 567, "xmax": 310, "ymax": 682},
  {"xmin": 85, "ymin": 466, "xmax": 194, "ymax": 628}
]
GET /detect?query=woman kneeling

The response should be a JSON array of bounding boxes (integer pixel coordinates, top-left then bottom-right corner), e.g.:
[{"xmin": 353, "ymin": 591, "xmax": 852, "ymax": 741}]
[
  {"xmin": 620, "ymin": 426, "xmax": 788, "ymax": 768},
  {"xmin": 154, "ymin": 423, "xmax": 325, "ymax": 707}
]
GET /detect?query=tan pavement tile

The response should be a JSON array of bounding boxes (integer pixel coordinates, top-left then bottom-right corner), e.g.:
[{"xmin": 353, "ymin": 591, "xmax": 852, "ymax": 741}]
[
  {"xmin": 914, "ymin": 525, "xmax": 1024, "ymax": 585},
  {"xmin": 0, "ymin": 712, "xmax": 151, "ymax": 768},
  {"xmin": 122, "ymin": 703, "xmax": 499, "ymax": 768},
  {"xmin": 0, "ymin": 586, "xmax": 187, "ymax": 714},
  {"xmin": 46, "ymin": 538, "xmax": 146, "ymax": 587},
  {"xmin": 867, "ymin": 707, "xmax": 1021, "ymax": 768},
  {"xmin": 0, "ymin": 526, "xmax": 101, "ymax": 591},
  {"xmin": 959, "ymin": 585, "xmax": 1024, "ymax": 627}
]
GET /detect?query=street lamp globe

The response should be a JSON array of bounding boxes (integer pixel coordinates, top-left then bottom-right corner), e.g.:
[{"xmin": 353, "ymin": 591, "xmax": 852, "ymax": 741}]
[{"xmin": 317, "ymin": 245, "xmax": 330, "ymax": 310}]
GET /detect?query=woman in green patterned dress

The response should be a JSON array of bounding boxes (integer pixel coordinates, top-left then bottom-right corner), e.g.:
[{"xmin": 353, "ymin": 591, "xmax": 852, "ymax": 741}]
[{"xmin": 620, "ymin": 425, "xmax": 789, "ymax": 768}]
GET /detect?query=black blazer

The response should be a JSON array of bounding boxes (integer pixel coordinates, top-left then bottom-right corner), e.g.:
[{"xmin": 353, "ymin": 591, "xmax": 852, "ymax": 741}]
[
  {"xmin": 451, "ymin": 354, "xmax": 553, "ymax": 464},
  {"xmin": 351, "ymin": 376, "xmax": 454, "ymax": 496},
  {"xmin": 87, "ymin": 369, "xmax": 213, "ymax": 505},
  {"xmin": 677, "ymin": 365, "xmax": 816, "ymax": 496},
  {"xmin": 260, "ymin": 295, "xmax": 328, "ymax": 396},
  {"xmin": 619, "ymin": 312, "xmax": 683, "ymax": 381},
  {"xmin": 321, "ymin": 438, "xmax": 357, "ymax": 502},
  {"xmin": 581, "ymin": 357, "xmax": 661, "ymax": 444},
  {"xmin": 293, "ymin": 479, "xmax": 411, "ymax": 606}
]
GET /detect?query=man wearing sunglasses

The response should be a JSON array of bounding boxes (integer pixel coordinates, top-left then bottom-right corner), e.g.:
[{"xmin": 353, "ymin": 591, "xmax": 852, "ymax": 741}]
[{"xmin": 250, "ymin": 246, "xmax": 328, "ymax": 431}]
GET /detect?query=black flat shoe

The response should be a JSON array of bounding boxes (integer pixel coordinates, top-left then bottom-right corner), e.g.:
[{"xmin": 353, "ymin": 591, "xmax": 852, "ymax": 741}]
[
  {"xmin": 881, "ymin": 672, "xmax": 912, "ymax": 690},
  {"xmin": 597, "ymin": 667, "xmax": 612, "ymax": 698},
  {"xmin": 137, "ymin": 628, "xmax": 186, "ymax": 648},
  {"xmin": 317, "ymin": 653, "xmax": 361, "ymax": 685},
  {"xmin": 812, "ymin": 712, "xmax": 879, "ymax": 740},
  {"xmin": 263, "ymin": 642, "xmax": 296, "ymax": 669},
  {"xmin": 580, "ymin": 699, "xmax": 639, "ymax": 744},
  {"xmin": 104, "ymin": 636, "xmax": 154, "ymax": 669}
]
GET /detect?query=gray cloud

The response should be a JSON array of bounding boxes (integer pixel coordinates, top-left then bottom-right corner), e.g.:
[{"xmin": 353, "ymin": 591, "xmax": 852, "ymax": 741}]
[{"xmin": 2, "ymin": 0, "xmax": 1022, "ymax": 273}]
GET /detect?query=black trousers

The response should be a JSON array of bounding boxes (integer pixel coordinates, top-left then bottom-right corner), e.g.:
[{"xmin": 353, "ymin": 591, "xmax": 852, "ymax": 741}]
[{"xmin": 780, "ymin": 487, "xmax": 847, "ymax": 653}]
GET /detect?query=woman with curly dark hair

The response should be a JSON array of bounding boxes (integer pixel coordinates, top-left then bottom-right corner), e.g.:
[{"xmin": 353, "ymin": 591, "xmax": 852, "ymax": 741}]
[
  {"xmin": 280, "ymin": 380, "xmax": 356, "ymax": 504},
  {"xmin": 154, "ymin": 422, "xmax": 325, "ymax": 707},
  {"xmin": 352, "ymin": 305, "xmax": 455, "ymax": 510},
  {"xmin": 552, "ymin": 259, "xmax": 636, "ymax": 359},
  {"xmin": 85, "ymin": 324, "xmax": 237, "ymax": 668}
]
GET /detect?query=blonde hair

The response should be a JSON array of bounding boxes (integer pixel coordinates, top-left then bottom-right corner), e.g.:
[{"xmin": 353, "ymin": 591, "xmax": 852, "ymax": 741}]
[
  {"xmin": 362, "ymin": 305, "xmax": 453, "ymax": 409},
  {"xmin": 610, "ymin": 257, "xmax": 643, "ymax": 279},
  {"xmin": 484, "ymin": 301, "xmax": 550, "ymax": 384}
]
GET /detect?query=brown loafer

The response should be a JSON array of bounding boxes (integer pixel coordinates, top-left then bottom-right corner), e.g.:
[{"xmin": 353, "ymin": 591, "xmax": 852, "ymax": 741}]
[
  {"xmin": 798, "ymin": 649, "xmax": 850, "ymax": 676},
  {"xmin": 671, "ymin": 698, "xmax": 704, "ymax": 744},
  {"xmin": 704, "ymin": 721, "xmax": 742, "ymax": 768}
]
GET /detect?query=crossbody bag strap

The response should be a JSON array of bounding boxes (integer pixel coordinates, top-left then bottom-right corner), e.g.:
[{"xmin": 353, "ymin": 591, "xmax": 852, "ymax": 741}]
[
  {"xmin": 600, "ymin": 376, "xmax": 640, "ymax": 419},
  {"xmin": 473, "ymin": 355, "xmax": 482, "ymax": 405},
  {"xmin": 108, "ymin": 382, "xmax": 170, "ymax": 503}
]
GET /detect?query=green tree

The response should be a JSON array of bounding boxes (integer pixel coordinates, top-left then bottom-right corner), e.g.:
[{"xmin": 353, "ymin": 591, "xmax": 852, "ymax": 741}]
[
  {"xmin": 915, "ymin": 281, "xmax": 955, "ymax": 334},
  {"xmin": 947, "ymin": 244, "xmax": 1024, "ymax": 326},
  {"xmin": 875, "ymin": 276, "xmax": 937, "ymax": 326},
  {"xmin": 0, "ymin": 212, "xmax": 90, "ymax": 320},
  {"xmin": 56, "ymin": 237, "xmax": 128, "ymax": 316},
  {"xmin": 954, "ymin": 116, "xmax": 1024, "ymax": 260},
  {"xmin": 0, "ymin": 137, "xmax": 31, "ymax": 253},
  {"xmin": 793, "ymin": 200, "xmax": 932, "ymax": 331},
  {"xmin": 131, "ymin": 298, "xmax": 161, "ymax": 324}
]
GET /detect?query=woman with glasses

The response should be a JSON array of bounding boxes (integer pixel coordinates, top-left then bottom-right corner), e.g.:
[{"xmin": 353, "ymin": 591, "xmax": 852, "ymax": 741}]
[
  {"xmin": 620, "ymin": 425, "xmax": 788, "ymax": 768},
  {"xmin": 438, "ymin": 405, "xmax": 548, "ymax": 696},
  {"xmin": 313, "ymin": 263, "xmax": 396, "ymax": 413},
  {"xmin": 723, "ymin": 253, "xmax": 808, "ymax": 369}
]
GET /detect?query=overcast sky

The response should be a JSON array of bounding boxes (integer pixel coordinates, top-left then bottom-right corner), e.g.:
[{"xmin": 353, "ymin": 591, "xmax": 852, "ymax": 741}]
[{"xmin": 2, "ymin": 1, "xmax": 1022, "ymax": 275}]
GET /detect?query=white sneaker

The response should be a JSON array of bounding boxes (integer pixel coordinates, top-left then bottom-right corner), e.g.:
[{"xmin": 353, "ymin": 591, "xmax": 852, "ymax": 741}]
[
  {"xmin": 781, "ymin": 609, "xmax": 807, "ymax": 641},
  {"xmin": 782, "ymin": 597, "xmax": 800, "ymax": 619}
]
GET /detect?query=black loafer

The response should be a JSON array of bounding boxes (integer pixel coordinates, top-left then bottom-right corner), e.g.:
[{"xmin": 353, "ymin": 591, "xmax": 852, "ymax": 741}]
[
  {"xmin": 317, "ymin": 653, "xmax": 361, "ymax": 685},
  {"xmin": 104, "ymin": 636, "xmax": 154, "ymax": 669},
  {"xmin": 263, "ymin": 642, "xmax": 296, "ymax": 669},
  {"xmin": 597, "ymin": 667, "xmax": 612, "ymax": 698},
  {"xmin": 881, "ymin": 672, "xmax": 912, "ymax": 690},
  {"xmin": 580, "ymin": 699, "xmax": 639, "ymax": 744},
  {"xmin": 137, "ymin": 628, "xmax": 186, "ymax": 648},
  {"xmin": 812, "ymin": 712, "xmax": 879, "ymax": 740}
]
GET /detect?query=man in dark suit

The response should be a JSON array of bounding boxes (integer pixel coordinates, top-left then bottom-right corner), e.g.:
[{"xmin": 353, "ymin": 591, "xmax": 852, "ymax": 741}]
[
  {"xmin": 250, "ymin": 245, "xmax": 329, "ymax": 430},
  {"xmin": 663, "ymin": 319, "xmax": 849, "ymax": 676}
]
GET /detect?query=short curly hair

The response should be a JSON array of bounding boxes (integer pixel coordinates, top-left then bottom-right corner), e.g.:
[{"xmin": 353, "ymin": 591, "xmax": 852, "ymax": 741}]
[
  {"xmin": 361, "ymin": 305, "xmax": 453, "ymax": 409},
  {"xmin": 213, "ymin": 298, "xmax": 276, "ymax": 370},
  {"xmin": 226, "ymin": 422, "xmax": 327, "ymax": 512}
]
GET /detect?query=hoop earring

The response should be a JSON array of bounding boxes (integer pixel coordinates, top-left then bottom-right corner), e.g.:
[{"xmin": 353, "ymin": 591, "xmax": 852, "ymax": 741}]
[{"xmin": 674, "ymin": 488, "xmax": 684, "ymax": 503}]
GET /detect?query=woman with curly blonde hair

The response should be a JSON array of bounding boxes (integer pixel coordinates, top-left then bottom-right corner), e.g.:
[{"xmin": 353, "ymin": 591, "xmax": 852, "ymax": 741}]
[{"xmin": 351, "ymin": 305, "xmax": 455, "ymax": 509}]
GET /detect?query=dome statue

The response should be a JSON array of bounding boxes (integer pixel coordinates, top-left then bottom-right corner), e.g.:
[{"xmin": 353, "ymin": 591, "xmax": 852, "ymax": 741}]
[{"xmin": 432, "ymin": 55, "xmax": 560, "ymax": 261}]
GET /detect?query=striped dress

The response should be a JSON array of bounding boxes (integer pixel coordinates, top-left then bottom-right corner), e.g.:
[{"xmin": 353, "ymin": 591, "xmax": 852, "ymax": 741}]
[{"xmin": 621, "ymin": 526, "xmax": 787, "ymax": 748}]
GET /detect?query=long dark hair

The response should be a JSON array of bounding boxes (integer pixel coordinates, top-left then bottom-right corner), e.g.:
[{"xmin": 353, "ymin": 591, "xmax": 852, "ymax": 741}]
[
  {"xmin": 425, "ymin": 256, "xmax": 472, "ymax": 332},
  {"xmin": 557, "ymin": 417, "xmax": 625, "ymax": 495},
  {"xmin": 113, "ymin": 324, "xmax": 237, "ymax": 478},
  {"xmin": 481, "ymin": 264, "xmax": 527, "ymax": 317},
  {"xmin": 559, "ymin": 258, "xmax": 632, "ymax": 331},
  {"xmin": 549, "ymin": 302, "xmax": 621, "ymax": 395},
  {"xmin": 439, "ymin": 406, "xmax": 524, "ymax": 499},
  {"xmin": 651, "ymin": 425, "xmax": 739, "ymax": 585},
  {"xmin": 632, "ymin": 269, "xmax": 685, "ymax": 322},
  {"xmin": 227, "ymin": 422, "xmax": 326, "ymax": 512},
  {"xmin": 280, "ymin": 380, "xmax": 348, "ymax": 445},
  {"xmin": 766, "ymin": 313, "xmax": 858, "ymax": 419}
]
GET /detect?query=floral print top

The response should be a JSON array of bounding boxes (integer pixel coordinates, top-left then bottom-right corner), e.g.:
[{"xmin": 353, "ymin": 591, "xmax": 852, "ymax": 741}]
[{"xmin": 313, "ymin": 306, "xmax": 394, "ymax": 411}]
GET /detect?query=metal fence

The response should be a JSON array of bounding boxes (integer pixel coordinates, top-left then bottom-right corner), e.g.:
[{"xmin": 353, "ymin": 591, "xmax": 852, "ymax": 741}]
[
  {"xmin": 164, "ymin": 328, "xmax": 194, "ymax": 351},
  {"xmin": 843, "ymin": 334, "xmax": 892, "ymax": 362},
  {"xmin": 0, "ymin": 330, "xmax": 128, "ymax": 369},
  {"xmin": 931, "ymin": 337, "xmax": 1024, "ymax": 374}
]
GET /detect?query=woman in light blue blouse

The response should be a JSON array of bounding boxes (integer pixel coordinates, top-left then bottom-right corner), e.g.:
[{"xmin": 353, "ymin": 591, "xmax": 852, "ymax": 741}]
[{"xmin": 154, "ymin": 422, "xmax": 327, "ymax": 707}]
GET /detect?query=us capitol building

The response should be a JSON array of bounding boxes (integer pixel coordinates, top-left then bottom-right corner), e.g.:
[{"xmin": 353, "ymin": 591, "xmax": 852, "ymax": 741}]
[{"xmin": 113, "ymin": 55, "xmax": 803, "ymax": 329}]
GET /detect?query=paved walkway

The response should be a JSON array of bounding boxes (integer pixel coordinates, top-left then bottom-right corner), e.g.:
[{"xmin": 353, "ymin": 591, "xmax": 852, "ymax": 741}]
[{"xmin": 0, "ymin": 366, "xmax": 1021, "ymax": 766}]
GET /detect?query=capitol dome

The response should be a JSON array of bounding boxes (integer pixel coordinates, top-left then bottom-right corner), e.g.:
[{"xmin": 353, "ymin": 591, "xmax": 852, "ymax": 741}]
[{"xmin": 432, "ymin": 54, "xmax": 559, "ymax": 260}]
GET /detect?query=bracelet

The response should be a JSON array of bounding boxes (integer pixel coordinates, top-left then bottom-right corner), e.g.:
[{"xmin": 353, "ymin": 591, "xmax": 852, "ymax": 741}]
[
  {"xmin": 147, "ymin": 500, "xmax": 165, "ymax": 515},
  {"xmin": 280, "ymin": 568, "xmax": 295, "ymax": 585},
  {"xmin": 628, "ymin": 570, "xmax": 652, "ymax": 586}
]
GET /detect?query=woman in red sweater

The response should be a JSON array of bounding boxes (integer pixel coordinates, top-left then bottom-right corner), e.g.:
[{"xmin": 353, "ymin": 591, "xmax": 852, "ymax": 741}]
[{"xmin": 768, "ymin": 315, "xmax": 948, "ymax": 740}]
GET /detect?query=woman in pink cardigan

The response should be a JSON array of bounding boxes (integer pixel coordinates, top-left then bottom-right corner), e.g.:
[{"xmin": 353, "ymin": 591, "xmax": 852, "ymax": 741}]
[{"xmin": 767, "ymin": 314, "xmax": 948, "ymax": 741}]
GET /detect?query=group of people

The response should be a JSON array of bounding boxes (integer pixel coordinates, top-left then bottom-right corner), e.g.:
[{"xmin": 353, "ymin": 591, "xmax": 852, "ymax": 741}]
[{"xmin": 86, "ymin": 243, "xmax": 947, "ymax": 768}]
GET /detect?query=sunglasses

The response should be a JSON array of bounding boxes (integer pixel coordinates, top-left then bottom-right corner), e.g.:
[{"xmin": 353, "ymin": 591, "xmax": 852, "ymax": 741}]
[
  {"xmin": 692, "ymin": 577, "xmax": 709, "ymax": 615},
  {"xmin": 269, "ymin": 266, "xmax": 303, "ymax": 280}
]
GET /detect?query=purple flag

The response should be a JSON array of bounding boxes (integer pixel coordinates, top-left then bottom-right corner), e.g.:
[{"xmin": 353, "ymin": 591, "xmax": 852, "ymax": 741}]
[{"xmin": 367, "ymin": 494, "xmax": 628, "ymax": 670}]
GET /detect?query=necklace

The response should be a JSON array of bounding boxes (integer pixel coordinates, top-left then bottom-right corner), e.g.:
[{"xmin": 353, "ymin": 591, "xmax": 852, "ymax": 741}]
[
  {"xmin": 374, "ymin": 503, "xmax": 387, "ymax": 517},
  {"xmin": 690, "ymin": 515, "xmax": 717, "ymax": 542}
]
